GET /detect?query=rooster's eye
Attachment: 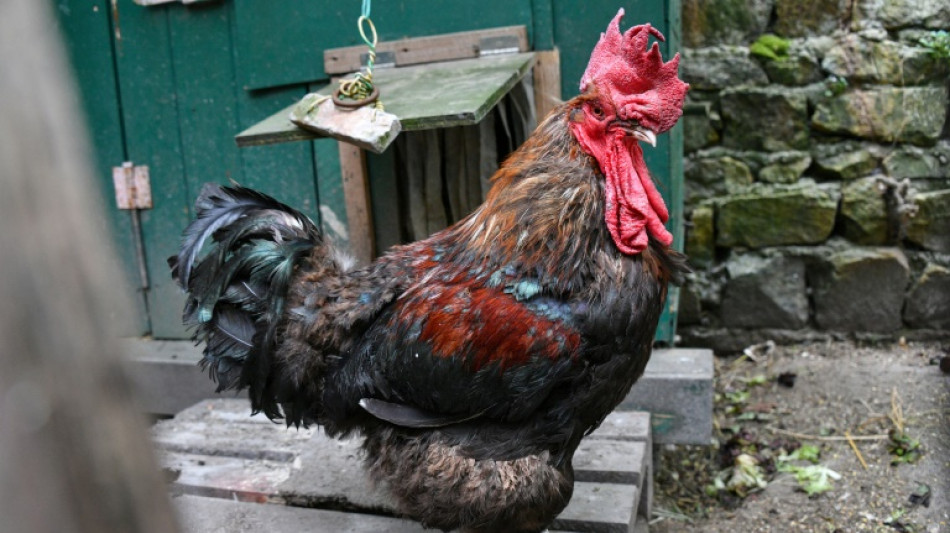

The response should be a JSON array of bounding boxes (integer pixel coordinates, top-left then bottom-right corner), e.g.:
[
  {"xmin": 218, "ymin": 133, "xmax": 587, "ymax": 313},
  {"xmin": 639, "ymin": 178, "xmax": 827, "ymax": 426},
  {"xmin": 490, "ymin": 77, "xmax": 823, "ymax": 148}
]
[{"xmin": 590, "ymin": 105, "xmax": 605, "ymax": 119}]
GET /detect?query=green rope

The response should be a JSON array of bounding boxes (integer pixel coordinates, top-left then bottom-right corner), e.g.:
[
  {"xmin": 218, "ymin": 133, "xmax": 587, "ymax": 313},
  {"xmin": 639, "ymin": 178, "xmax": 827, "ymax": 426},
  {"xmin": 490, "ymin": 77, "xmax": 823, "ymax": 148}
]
[{"xmin": 335, "ymin": 0, "xmax": 383, "ymax": 111}]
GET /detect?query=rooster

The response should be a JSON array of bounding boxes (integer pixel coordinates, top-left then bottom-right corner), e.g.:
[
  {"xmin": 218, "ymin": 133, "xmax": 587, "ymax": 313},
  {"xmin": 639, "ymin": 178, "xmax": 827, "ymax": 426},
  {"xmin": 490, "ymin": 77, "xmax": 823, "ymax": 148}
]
[{"xmin": 170, "ymin": 9, "xmax": 688, "ymax": 533}]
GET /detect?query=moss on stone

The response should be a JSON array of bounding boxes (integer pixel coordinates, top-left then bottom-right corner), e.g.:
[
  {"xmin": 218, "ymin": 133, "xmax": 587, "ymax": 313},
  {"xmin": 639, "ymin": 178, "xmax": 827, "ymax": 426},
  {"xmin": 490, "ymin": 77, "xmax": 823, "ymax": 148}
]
[
  {"xmin": 716, "ymin": 183, "xmax": 840, "ymax": 248},
  {"xmin": 811, "ymin": 247, "xmax": 909, "ymax": 332},
  {"xmin": 840, "ymin": 177, "xmax": 889, "ymax": 245},
  {"xmin": 686, "ymin": 204, "xmax": 716, "ymax": 267},
  {"xmin": 683, "ymin": 0, "xmax": 773, "ymax": 48},
  {"xmin": 812, "ymin": 87, "xmax": 949, "ymax": 145},
  {"xmin": 759, "ymin": 152, "xmax": 812, "ymax": 184},
  {"xmin": 906, "ymin": 190, "xmax": 950, "ymax": 252},
  {"xmin": 750, "ymin": 34, "xmax": 791, "ymax": 61},
  {"xmin": 720, "ymin": 87, "xmax": 810, "ymax": 151},
  {"xmin": 814, "ymin": 149, "xmax": 879, "ymax": 180},
  {"xmin": 904, "ymin": 263, "xmax": 950, "ymax": 329}
]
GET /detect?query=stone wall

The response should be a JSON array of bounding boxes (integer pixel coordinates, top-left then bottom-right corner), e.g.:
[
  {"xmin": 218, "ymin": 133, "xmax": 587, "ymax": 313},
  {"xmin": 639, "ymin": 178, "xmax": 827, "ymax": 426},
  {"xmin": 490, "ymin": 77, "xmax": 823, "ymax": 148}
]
[{"xmin": 677, "ymin": 0, "xmax": 950, "ymax": 351}]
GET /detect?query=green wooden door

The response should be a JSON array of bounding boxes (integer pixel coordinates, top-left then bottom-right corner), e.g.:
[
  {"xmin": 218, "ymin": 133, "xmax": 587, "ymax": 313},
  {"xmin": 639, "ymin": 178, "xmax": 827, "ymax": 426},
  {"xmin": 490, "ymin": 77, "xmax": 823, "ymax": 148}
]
[
  {"xmin": 55, "ymin": 0, "xmax": 329, "ymax": 338},
  {"xmin": 55, "ymin": 0, "xmax": 682, "ymax": 342}
]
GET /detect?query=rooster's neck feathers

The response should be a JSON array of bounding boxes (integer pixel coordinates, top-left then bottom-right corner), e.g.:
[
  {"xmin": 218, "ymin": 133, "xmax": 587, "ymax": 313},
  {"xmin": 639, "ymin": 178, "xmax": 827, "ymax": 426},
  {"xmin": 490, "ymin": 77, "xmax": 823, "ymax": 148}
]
[{"xmin": 434, "ymin": 106, "xmax": 608, "ymax": 289}]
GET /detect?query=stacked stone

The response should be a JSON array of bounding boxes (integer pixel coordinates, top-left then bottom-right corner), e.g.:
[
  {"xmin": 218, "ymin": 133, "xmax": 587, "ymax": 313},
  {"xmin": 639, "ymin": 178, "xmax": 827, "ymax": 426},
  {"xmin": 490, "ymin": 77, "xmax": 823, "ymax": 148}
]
[{"xmin": 678, "ymin": 0, "xmax": 950, "ymax": 351}]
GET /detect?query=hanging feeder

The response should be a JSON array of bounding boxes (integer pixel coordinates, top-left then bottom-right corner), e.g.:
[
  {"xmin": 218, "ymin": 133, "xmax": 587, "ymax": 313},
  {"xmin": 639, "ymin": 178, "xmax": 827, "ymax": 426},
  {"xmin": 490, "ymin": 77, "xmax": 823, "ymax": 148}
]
[{"xmin": 289, "ymin": 3, "xmax": 401, "ymax": 154}]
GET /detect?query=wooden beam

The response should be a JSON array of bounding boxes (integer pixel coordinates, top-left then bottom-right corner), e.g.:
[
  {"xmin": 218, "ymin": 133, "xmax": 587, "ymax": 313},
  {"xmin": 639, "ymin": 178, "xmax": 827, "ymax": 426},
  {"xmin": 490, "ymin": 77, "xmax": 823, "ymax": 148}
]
[
  {"xmin": 338, "ymin": 142, "xmax": 375, "ymax": 263},
  {"xmin": 323, "ymin": 26, "xmax": 528, "ymax": 75},
  {"xmin": 533, "ymin": 48, "xmax": 562, "ymax": 121}
]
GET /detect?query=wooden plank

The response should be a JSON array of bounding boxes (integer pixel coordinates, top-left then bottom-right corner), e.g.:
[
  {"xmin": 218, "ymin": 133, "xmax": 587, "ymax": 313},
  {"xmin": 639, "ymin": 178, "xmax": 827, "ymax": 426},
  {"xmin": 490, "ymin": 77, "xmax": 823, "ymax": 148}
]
[
  {"xmin": 236, "ymin": 105, "xmax": 327, "ymax": 147},
  {"xmin": 323, "ymin": 26, "xmax": 528, "ymax": 74},
  {"xmin": 151, "ymin": 418, "xmax": 314, "ymax": 462},
  {"xmin": 172, "ymin": 494, "xmax": 427, "ymax": 533},
  {"xmin": 534, "ymin": 48, "xmax": 563, "ymax": 120},
  {"xmin": 476, "ymin": 107, "xmax": 496, "ymax": 198},
  {"xmin": 165, "ymin": 397, "xmax": 271, "ymax": 425},
  {"xmin": 232, "ymin": 0, "xmax": 534, "ymax": 90},
  {"xmin": 382, "ymin": 53, "xmax": 535, "ymax": 130},
  {"xmin": 401, "ymin": 133, "xmax": 428, "ymax": 241},
  {"xmin": 442, "ymin": 127, "xmax": 466, "ymax": 222},
  {"xmin": 162, "ymin": 452, "xmax": 291, "ymax": 503},
  {"xmin": 277, "ymin": 434, "xmax": 396, "ymax": 513},
  {"xmin": 289, "ymin": 95, "xmax": 401, "ymax": 153},
  {"xmin": 278, "ymin": 434, "xmax": 640, "ymax": 532},
  {"xmin": 235, "ymin": 53, "xmax": 535, "ymax": 146},
  {"xmin": 54, "ymin": 0, "xmax": 150, "ymax": 335},
  {"xmin": 280, "ymin": 426, "xmax": 649, "ymax": 520},
  {"xmin": 422, "ymin": 130, "xmax": 447, "ymax": 235},
  {"xmin": 338, "ymin": 143, "xmax": 374, "ymax": 264}
]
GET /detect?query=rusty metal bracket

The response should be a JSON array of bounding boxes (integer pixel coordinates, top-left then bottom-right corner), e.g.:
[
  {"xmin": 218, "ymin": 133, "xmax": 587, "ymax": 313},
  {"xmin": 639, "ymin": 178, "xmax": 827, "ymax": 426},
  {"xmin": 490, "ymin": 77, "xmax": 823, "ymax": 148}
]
[
  {"xmin": 478, "ymin": 35, "xmax": 521, "ymax": 57},
  {"xmin": 112, "ymin": 162, "xmax": 151, "ymax": 291},
  {"xmin": 112, "ymin": 162, "xmax": 152, "ymax": 210}
]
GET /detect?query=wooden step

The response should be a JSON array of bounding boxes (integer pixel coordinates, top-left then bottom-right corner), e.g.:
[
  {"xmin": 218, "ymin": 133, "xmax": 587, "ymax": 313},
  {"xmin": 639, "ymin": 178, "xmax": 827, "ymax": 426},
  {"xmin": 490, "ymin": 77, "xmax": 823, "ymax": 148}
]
[
  {"xmin": 172, "ymin": 494, "xmax": 426, "ymax": 533},
  {"xmin": 126, "ymin": 338, "xmax": 713, "ymax": 444},
  {"xmin": 153, "ymin": 399, "xmax": 653, "ymax": 533}
]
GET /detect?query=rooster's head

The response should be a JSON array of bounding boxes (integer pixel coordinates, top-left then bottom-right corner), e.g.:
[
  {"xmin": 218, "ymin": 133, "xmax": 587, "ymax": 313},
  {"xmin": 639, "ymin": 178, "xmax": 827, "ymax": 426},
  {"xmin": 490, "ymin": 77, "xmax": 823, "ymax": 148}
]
[{"xmin": 568, "ymin": 9, "xmax": 688, "ymax": 255}]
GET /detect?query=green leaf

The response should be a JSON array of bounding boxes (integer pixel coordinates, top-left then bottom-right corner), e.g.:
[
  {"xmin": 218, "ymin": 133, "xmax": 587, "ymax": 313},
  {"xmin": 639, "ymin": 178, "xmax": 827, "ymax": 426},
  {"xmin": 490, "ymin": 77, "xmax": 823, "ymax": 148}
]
[
  {"xmin": 778, "ymin": 463, "xmax": 841, "ymax": 495},
  {"xmin": 778, "ymin": 444, "xmax": 821, "ymax": 464}
]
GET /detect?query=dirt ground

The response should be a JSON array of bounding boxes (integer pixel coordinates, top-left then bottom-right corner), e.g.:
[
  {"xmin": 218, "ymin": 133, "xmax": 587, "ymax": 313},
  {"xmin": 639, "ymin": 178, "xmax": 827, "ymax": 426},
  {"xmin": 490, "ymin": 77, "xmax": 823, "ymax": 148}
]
[{"xmin": 651, "ymin": 340, "xmax": 950, "ymax": 533}]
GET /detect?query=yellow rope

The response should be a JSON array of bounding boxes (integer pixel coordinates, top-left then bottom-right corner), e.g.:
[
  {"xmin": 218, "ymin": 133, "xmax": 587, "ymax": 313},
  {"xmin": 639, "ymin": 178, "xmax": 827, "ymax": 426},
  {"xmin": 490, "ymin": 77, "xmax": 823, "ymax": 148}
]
[{"xmin": 335, "ymin": 15, "xmax": 384, "ymax": 112}]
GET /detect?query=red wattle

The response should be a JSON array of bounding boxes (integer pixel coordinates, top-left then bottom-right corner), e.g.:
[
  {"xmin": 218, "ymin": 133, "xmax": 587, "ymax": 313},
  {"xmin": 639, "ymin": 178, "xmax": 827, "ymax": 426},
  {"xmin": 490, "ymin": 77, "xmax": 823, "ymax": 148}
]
[{"xmin": 599, "ymin": 131, "xmax": 672, "ymax": 255}]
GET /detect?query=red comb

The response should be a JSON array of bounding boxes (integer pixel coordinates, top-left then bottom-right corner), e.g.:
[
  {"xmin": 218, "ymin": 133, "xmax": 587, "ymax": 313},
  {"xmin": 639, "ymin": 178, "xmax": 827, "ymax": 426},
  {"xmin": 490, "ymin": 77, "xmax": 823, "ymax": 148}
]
[{"xmin": 580, "ymin": 9, "xmax": 688, "ymax": 133}]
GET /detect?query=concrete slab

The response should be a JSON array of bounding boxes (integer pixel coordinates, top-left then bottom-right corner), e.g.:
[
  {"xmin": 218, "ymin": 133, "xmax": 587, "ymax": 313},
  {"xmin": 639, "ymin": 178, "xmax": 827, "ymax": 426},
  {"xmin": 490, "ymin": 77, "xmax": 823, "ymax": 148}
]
[
  {"xmin": 122, "ymin": 339, "xmax": 245, "ymax": 416},
  {"xmin": 551, "ymin": 482, "xmax": 638, "ymax": 533},
  {"xmin": 574, "ymin": 440, "xmax": 648, "ymax": 486},
  {"xmin": 622, "ymin": 348, "xmax": 715, "ymax": 445}
]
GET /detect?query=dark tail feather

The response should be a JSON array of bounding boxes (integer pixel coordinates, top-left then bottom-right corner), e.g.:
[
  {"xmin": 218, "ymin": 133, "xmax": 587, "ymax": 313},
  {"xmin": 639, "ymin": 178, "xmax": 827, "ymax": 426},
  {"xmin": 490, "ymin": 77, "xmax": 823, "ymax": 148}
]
[{"xmin": 170, "ymin": 183, "xmax": 320, "ymax": 420}]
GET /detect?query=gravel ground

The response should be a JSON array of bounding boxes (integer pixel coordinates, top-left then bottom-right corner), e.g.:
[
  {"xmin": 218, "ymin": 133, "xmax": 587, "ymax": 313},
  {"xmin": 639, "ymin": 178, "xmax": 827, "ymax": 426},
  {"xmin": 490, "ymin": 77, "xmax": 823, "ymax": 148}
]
[{"xmin": 651, "ymin": 340, "xmax": 950, "ymax": 533}]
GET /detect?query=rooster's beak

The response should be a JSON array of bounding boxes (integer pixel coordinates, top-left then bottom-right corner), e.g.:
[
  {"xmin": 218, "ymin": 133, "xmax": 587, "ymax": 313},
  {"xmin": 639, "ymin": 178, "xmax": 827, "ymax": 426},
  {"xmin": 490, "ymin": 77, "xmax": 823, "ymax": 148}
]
[
  {"xmin": 616, "ymin": 121, "xmax": 657, "ymax": 147},
  {"xmin": 631, "ymin": 128, "xmax": 657, "ymax": 147}
]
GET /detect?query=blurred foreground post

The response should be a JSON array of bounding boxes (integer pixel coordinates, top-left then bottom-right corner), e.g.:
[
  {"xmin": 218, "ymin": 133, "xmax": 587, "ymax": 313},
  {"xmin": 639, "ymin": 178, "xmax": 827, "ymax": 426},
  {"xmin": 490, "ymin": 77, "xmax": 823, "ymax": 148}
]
[{"xmin": 0, "ymin": 1, "xmax": 179, "ymax": 532}]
